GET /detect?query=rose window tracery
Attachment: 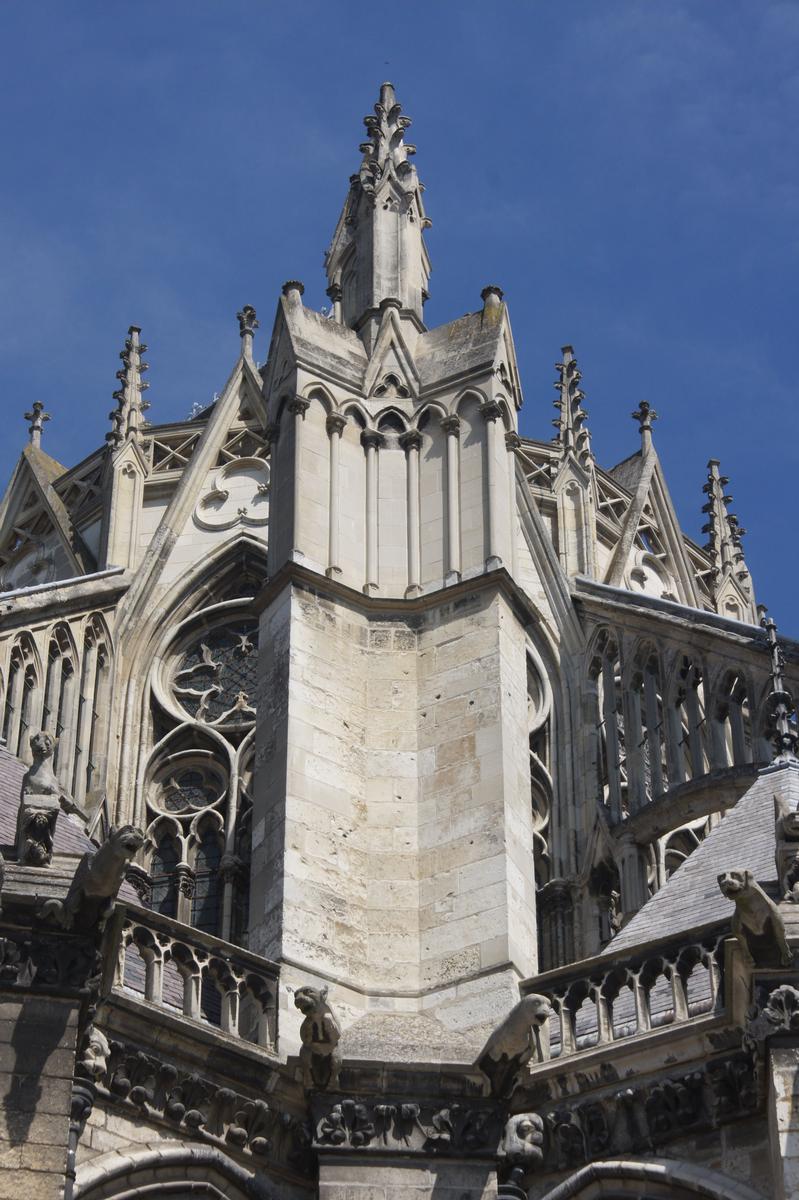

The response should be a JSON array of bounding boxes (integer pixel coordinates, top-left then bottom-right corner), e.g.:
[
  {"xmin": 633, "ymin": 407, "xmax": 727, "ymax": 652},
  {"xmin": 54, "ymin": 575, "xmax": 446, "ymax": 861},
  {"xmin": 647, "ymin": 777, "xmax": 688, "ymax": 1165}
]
[{"xmin": 172, "ymin": 622, "xmax": 258, "ymax": 726}]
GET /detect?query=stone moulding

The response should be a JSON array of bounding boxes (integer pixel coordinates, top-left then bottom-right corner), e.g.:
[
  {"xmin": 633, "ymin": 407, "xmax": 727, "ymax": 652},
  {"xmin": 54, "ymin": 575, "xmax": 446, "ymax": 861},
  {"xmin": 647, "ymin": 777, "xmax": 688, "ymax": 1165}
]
[{"xmin": 95, "ymin": 1038, "xmax": 313, "ymax": 1178}]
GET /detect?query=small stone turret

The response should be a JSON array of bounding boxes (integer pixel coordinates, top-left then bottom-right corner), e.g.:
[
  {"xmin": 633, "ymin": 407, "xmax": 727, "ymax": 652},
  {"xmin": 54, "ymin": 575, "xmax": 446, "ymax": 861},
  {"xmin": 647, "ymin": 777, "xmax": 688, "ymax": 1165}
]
[
  {"xmin": 702, "ymin": 459, "xmax": 757, "ymax": 621},
  {"xmin": 325, "ymin": 83, "xmax": 432, "ymax": 347},
  {"xmin": 553, "ymin": 345, "xmax": 593, "ymax": 468}
]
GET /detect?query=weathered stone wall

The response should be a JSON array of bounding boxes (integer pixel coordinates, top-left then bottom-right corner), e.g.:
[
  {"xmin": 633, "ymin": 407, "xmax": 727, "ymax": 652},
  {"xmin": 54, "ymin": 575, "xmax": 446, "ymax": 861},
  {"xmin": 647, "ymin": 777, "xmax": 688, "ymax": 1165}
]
[
  {"xmin": 251, "ymin": 575, "xmax": 534, "ymax": 1046},
  {"xmin": 0, "ymin": 994, "xmax": 78, "ymax": 1200},
  {"xmin": 319, "ymin": 1156, "xmax": 497, "ymax": 1200}
]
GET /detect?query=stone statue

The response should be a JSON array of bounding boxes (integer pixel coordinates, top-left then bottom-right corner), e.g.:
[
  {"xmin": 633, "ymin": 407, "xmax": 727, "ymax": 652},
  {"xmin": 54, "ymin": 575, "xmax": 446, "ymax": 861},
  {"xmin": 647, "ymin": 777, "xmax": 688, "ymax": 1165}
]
[
  {"xmin": 498, "ymin": 1112, "xmax": 545, "ymax": 1186},
  {"xmin": 293, "ymin": 984, "xmax": 341, "ymax": 1091},
  {"xmin": 774, "ymin": 794, "xmax": 799, "ymax": 902},
  {"xmin": 476, "ymin": 994, "xmax": 552, "ymax": 1098},
  {"xmin": 718, "ymin": 868, "xmax": 793, "ymax": 968},
  {"xmin": 16, "ymin": 731, "xmax": 62, "ymax": 866},
  {"xmin": 41, "ymin": 825, "xmax": 145, "ymax": 933}
]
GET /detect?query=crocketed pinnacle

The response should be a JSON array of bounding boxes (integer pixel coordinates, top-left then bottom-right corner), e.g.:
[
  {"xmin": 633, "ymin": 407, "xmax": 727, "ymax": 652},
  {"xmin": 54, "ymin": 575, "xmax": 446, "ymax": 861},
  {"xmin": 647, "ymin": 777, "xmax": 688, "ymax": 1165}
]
[
  {"xmin": 358, "ymin": 82, "xmax": 418, "ymax": 193},
  {"xmin": 701, "ymin": 460, "xmax": 752, "ymax": 591},
  {"xmin": 552, "ymin": 346, "xmax": 593, "ymax": 468},
  {"xmin": 761, "ymin": 613, "xmax": 798, "ymax": 763},
  {"xmin": 107, "ymin": 326, "xmax": 150, "ymax": 449}
]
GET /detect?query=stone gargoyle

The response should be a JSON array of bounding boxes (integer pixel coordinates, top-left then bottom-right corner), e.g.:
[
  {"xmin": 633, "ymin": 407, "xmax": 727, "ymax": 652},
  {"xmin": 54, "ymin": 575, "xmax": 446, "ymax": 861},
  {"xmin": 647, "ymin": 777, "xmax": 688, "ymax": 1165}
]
[
  {"xmin": 16, "ymin": 731, "xmax": 62, "ymax": 866},
  {"xmin": 41, "ymin": 824, "xmax": 144, "ymax": 934},
  {"xmin": 476, "ymin": 994, "xmax": 552, "ymax": 1099},
  {"xmin": 718, "ymin": 867, "xmax": 793, "ymax": 969},
  {"xmin": 775, "ymin": 793, "xmax": 799, "ymax": 902},
  {"xmin": 293, "ymin": 984, "xmax": 342, "ymax": 1091}
]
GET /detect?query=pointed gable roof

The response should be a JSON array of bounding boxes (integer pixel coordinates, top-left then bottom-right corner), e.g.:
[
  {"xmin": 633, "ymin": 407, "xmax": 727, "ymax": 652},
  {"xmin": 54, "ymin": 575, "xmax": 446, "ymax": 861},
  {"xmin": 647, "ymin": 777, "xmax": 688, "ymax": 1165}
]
[{"xmin": 605, "ymin": 762, "xmax": 799, "ymax": 954}]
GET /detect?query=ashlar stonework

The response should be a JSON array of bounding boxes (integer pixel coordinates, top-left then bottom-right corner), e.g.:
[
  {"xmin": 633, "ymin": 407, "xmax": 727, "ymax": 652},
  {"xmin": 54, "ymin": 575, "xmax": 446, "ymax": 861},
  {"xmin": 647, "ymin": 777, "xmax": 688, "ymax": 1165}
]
[{"xmin": 0, "ymin": 81, "xmax": 795, "ymax": 1200}]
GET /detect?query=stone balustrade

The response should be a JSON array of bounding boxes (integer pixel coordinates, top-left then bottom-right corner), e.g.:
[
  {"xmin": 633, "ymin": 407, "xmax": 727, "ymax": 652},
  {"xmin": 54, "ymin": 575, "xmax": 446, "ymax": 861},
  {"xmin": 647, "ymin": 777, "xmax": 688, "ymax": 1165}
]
[
  {"xmin": 114, "ymin": 902, "xmax": 279, "ymax": 1050},
  {"xmin": 522, "ymin": 925, "xmax": 727, "ymax": 1062}
]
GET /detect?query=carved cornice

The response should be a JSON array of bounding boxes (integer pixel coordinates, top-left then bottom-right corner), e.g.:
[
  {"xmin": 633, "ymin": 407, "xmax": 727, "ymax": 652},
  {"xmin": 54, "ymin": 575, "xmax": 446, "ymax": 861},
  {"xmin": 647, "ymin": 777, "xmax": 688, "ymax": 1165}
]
[
  {"xmin": 97, "ymin": 1039, "xmax": 312, "ymax": 1177},
  {"xmin": 312, "ymin": 1096, "xmax": 502, "ymax": 1156}
]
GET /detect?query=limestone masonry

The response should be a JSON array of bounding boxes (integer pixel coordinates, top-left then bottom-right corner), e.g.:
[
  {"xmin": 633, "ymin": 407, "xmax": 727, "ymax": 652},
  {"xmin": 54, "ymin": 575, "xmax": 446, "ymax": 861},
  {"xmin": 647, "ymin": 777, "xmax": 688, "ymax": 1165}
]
[{"xmin": 0, "ymin": 82, "xmax": 796, "ymax": 1200}]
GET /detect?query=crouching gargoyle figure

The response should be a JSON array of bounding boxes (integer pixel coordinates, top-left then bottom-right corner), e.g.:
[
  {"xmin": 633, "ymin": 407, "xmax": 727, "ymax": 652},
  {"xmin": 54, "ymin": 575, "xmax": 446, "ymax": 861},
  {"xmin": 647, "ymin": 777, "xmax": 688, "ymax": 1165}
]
[
  {"xmin": 774, "ymin": 793, "xmax": 799, "ymax": 902},
  {"xmin": 293, "ymin": 984, "xmax": 342, "ymax": 1091},
  {"xmin": 41, "ymin": 825, "xmax": 144, "ymax": 933},
  {"xmin": 476, "ymin": 994, "xmax": 552, "ymax": 1099},
  {"xmin": 718, "ymin": 867, "xmax": 793, "ymax": 969}
]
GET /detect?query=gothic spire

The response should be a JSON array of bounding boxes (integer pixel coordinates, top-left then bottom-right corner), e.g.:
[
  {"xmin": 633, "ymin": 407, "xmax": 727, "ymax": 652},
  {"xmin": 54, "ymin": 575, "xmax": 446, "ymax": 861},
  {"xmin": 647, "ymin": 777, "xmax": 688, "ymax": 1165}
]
[
  {"xmin": 24, "ymin": 401, "xmax": 51, "ymax": 449},
  {"xmin": 552, "ymin": 345, "xmax": 593, "ymax": 468},
  {"xmin": 761, "ymin": 613, "xmax": 798, "ymax": 764},
  {"xmin": 107, "ymin": 326, "xmax": 150, "ymax": 449},
  {"xmin": 701, "ymin": 460, "xmax": 753, "ymax": 598},
  {"xmin": 325, "ymin": 82, "xmax": 432, "ymax": 343}
]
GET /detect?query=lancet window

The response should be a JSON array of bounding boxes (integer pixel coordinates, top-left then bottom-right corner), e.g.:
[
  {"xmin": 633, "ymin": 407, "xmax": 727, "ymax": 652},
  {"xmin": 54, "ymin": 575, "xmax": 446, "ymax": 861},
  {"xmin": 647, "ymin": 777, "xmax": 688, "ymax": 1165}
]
[
  {"xmin": 528, "ymin": 647, "xmax": 553, "ymax": 891},
  {"xmin": 628, "ymin": 648, "xmax": 667, "ymax": 810},
  {"xmin": 2, "ymin": 633, "xmax": 40, "ymax": 758},
  {"xmin": 42, "ymin": 624, "xmax": 78, "ymax": 783},
  {"xmin": 668, "ymin": 657, "xmax": 708, "ymax": 784},
  {"xmin": 588, "ymin": 632, "xmax": 627, "ymax": 823},
  {"xmin": 711, "ymin": 671, "xmax": 752, "ymax": 769},
  {"xmin": 143, "ymin": 595, "xmax": 257, "ymax": 946},
  {"xmin": 72, "ymin": 615, "xmax": 113, "ymax": 807}
]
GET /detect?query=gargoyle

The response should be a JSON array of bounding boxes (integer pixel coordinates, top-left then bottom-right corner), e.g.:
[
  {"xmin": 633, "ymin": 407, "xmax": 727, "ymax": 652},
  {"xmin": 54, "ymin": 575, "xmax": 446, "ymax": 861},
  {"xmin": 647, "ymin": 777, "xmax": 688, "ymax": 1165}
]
[
  {"xmin": 718, "ymin": 868, "xmax": 793, "ymax": 969},
  {"xmin": 41, "ymin": 825, "xmax": 144, "ymax": 933},
  {"xmin": 476, "ymin": 994, "xmax": 552, "ymax": 1099},
  {"xmin": 293, "ymin": 984, "xmax": 341, "ymax": 1091},
  {"xmin": 775, "ymin": 793, "xmax": 799, "ymax": 902}
]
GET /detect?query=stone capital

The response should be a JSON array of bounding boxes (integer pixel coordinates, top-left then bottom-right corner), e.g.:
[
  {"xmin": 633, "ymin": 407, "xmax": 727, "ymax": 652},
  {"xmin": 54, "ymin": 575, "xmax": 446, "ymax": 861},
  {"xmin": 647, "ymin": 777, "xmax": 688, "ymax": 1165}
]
[
  {"xmin": 505, "ymin": 431, "xmax": 522, "ymax": 451},
  {"xmin": 288, "ymin": 396, "xmax": 311, "ymax": 418},
  {"xmin": 441, "ymin": 415, "xmax": 461, "ymax": 435},
  {"xmin": 480, "ymin": 400, "xmax": 502, "ymax": 423},
  {"xmin": 326, "ymin": 413, "xmax": 347, "ymax": 436},
  {"xmin": 361, "ymin": 429, "xmax": 384, "ymax": 451},
  {"xmin": 399, "ymin": 429, "xmax": 422, "ymax": 452}
]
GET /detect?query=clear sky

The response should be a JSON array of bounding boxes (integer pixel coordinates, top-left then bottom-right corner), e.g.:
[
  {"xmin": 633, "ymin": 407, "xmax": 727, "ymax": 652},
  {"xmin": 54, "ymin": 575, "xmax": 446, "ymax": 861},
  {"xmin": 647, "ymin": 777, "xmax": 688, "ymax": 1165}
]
[{"xmin": 0, "ymin": 1, "xmax": 796, "ymax": 628}]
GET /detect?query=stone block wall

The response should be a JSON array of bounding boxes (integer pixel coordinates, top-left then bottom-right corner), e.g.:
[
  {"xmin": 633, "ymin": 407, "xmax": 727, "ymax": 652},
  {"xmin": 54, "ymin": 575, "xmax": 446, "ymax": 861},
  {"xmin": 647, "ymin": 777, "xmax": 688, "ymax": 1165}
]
[
  {"xmin": 0, "ymin": 994, "xmax": 78, "ymax": 1200},
  {"xmin": 251, "ymin": 574, "xmax": 535, "ymax": 1042}
]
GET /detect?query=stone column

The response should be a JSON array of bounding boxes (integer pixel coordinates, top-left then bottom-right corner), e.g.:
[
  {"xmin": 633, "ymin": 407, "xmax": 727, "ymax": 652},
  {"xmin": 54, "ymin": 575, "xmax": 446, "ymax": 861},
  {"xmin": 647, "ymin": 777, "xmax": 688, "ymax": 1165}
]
[
  {"xmin": 326, "ymin": 414, "xmax": 347, "ymax": 578},
  {"xmin": 400, "ymin": 429, "xmax": 422, "ymax": 597},
  {"xmin": 505, "ymin": 430, "xmax": 520, "ymax": 578},
  {"xmin": 442, "ymin": 415, "xmax": 461, "ymax": 584},
  {"xmin": 288, "ymin": 397, "xmax": 310, "ymax": 558},
  {"xmin": 616, "ymin": 830, "xmax": 648, "ymax": 919},
  {"xmin": 480, "ymin": 401, "xmax": 503, "ymax": 570},
  {"xmin": 362, "ymin": 430, "xmax": 382, "ymax": 595}
]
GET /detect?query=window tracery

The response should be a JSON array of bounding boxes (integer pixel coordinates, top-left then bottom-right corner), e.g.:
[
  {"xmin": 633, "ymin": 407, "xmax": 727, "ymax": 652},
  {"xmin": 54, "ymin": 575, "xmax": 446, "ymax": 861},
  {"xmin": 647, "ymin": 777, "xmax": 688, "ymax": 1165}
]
[
  {"xmin": 2, "ymin": 633, "xmax": 40, "ymax": 758},
  {"xmin": 144, "ymin": 600, "xmax": 256, "ymax": 946}
]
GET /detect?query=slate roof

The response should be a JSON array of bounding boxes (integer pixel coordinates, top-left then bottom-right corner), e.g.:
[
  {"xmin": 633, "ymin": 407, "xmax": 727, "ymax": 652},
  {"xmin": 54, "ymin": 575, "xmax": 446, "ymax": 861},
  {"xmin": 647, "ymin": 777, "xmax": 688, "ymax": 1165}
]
[
  {"xmin": 607, "ymin": 450, "xmax": 644, "ymax": 493},
  {"xmin": 0, "ymin": 744, "xmax": 139, "ymax": 901},
  {"xmin": 605, "ymin": 762, "xmax": 799, "ymax": 955}
]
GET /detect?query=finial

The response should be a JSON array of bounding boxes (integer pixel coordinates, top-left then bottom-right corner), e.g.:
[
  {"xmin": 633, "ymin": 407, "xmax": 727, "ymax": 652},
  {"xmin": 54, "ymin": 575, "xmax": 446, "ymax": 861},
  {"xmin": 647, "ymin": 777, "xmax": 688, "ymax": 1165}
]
[
  {"xmin": 237, "ymin": 305, "xmax": 259, "ymax": 361},
  {"xmin": 632, "ymin": 401, "xmax": 658, "ymax": 453},
  {"xmin": 281, "ymin": 281, "xmax": 304, "ymax": 306},
  {"xmin": 761, "ymin": 613, "xmax": 798, "ymax": 764},
  {"xmin": 701, "ymin": 459, "xmax": 754, "ymax": 608},
  {"xmin": 553, "ymin": 345, "xmax": 593, "ymax": 469},
  {"xmin": 481, "ymin": 285, "xmax": 504, "ymax": 311},
  {"xmin": 107, "ymin": 326, "xmax": 149, "ymax": 449},
  {"xmin": 24, "ymin": 402, "xmax": 51, "ymax": 449},
  {"xmin": 359, "ymin": 82, "xmax": 417, "ymax": 193}
]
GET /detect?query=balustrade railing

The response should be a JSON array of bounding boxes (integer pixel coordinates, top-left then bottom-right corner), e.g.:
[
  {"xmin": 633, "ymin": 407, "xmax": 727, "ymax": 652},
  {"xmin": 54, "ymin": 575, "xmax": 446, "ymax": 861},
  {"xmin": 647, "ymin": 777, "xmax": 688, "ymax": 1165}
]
[
  {"xmin": 113, "ymin": 903, "xmax": 279, "ymax": 1051},
  {"xmin": 522, "ymin": 924, "xmax": 727, "ymax": 1062}
]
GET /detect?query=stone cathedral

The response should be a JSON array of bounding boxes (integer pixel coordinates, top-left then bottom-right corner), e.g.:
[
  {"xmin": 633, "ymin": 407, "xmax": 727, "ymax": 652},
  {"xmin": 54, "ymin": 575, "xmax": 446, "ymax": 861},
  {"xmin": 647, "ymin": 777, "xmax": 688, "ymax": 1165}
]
[{"xmin": 0, "ymin": 83, "xmax": 797, "ymax": 1200}]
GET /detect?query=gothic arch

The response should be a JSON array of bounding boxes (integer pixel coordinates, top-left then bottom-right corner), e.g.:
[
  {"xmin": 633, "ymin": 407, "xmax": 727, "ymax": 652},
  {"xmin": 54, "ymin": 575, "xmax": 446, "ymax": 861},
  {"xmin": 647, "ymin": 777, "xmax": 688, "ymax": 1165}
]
[
  {"xmin": 537, "ymin": 1156, "xmax": 764, "ymax": 1200},
  {"xmin": 301, "ymin": 382, "xmax": 335, "ymax": 413},
  {"xmin": 75, "ymin": 1142, "xmax": 273, "ymax": 1200},
  {"xmin": 453, "ymin": 385, "xmax": 489, "ymax": 413}
]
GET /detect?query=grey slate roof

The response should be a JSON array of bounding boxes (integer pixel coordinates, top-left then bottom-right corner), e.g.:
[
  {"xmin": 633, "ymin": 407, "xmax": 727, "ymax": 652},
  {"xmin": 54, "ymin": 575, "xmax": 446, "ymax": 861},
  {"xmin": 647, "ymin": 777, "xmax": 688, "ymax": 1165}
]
[
  {"xmin": 607, "ymin": 450, "xmax": 643, "ymax": 493},
  {"xmin": 0, "ymin": 744, "xmax": 139, "ymax": 901},
  {"xmin": 605, "ymin": 762, "xmax": 799, "ymax": 955}
]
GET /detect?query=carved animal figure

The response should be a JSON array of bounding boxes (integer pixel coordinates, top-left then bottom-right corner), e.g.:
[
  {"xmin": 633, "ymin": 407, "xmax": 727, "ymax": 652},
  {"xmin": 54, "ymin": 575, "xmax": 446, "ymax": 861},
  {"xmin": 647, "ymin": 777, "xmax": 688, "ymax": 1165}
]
[
  {"xmin": 22, "ymin": 731, "xmax": 61, "ymax": 796},
  {"xmin": 41, "ymin": 825, "xmax": 144, "ymax": 933},
  {"xmin": 498, "ymin": 1112, "xmax": 545, "ymax": 1177},
  {"xmin": 476, "ymin": 994, "xmax": 552, "ymax": 1098},
  {"xmin": 775, "ymin": 793, "xmax": 799, "ymax": 902},
  {"xmin": 293, "ymin": 985, "xmax": 341, "ymax": 1091},
  {"xmin": 718, "ymin": 868, "xmax": 793, "ymax": 968}
]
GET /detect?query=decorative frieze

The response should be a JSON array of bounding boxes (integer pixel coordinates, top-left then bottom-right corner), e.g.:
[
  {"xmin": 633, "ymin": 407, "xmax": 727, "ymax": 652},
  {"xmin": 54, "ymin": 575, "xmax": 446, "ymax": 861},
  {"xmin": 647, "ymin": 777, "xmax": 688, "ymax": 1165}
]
[
  {"xmin": 98, "ymin": 1040, "xmax": 312, "ymax": 1175},
  {"xmin": 312, "ymin": 1096, "xmax": 502, "ymax": 1156}
]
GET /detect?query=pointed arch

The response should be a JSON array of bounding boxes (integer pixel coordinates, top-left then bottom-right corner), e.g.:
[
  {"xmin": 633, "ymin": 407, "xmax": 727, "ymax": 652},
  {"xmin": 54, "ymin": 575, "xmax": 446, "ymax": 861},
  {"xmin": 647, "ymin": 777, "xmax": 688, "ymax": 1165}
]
[
  {"xmin": 72, "ymin": 612, "xmax": 113, "ymax": 808},
  {"xmin": 2, "ymin": 631, "xmax": 42, "ymax": 759},
  {"xmin": 75, "ymin": 1143, "xmax": 274, "ymax": 1200},
  {"xmin": 42, "ymin": 620, "xmax": 79, "ymax": 784}
]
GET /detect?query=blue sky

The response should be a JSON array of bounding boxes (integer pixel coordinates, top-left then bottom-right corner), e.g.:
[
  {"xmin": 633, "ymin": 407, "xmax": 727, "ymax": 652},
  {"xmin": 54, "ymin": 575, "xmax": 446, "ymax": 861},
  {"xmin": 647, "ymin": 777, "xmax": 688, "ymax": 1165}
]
[{"xmin": 1, "ymin": 1, "xmax": 796, "ymax": 627}]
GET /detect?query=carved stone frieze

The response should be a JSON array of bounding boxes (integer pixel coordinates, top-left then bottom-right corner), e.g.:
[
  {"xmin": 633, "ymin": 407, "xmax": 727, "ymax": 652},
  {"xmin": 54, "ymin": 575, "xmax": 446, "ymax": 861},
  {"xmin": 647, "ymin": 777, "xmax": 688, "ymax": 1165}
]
[
  {"xmin": 312, "ymin": 1096, "xmax": 502, "ymax": 1155},
  {"xmin": 99, "ymin": 1040, "xmax": 312, "ymax": 1176},
  {"xmin": 0, "ymin": 925, "xmax": 101, "ymax": 993}
]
